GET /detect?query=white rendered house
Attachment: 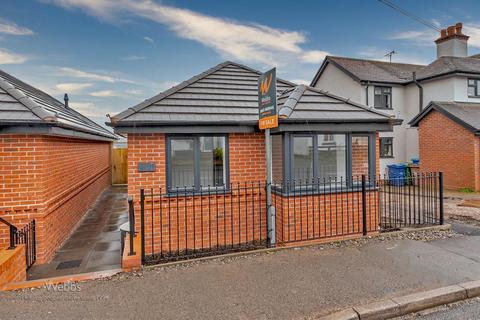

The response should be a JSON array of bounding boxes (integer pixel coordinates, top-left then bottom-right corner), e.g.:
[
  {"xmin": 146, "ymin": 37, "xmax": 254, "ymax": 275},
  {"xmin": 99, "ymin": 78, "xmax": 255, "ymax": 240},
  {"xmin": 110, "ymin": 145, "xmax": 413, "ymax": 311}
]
[{"xmin": 310, "ymin": 23, "xmax": 480, "ymax": 174}]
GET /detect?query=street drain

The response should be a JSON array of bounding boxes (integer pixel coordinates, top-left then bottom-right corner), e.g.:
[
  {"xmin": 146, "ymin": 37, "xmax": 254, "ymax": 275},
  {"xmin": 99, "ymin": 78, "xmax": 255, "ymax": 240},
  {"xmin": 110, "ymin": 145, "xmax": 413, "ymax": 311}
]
[{"xmin": 56, "ymin": 259, "xmax": 82, "ymax": 270}]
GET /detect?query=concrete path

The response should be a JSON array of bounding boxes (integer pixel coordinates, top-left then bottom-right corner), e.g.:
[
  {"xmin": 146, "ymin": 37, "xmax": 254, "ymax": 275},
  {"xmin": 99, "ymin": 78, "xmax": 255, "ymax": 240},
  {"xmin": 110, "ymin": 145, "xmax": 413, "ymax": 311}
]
[
  {"xmin": 2, "ymin": 225, "xmax": 480, "ymax": 320},
  {"xmin": 27, "ymin": 186, "xmax": 128, "ymax": 280}
]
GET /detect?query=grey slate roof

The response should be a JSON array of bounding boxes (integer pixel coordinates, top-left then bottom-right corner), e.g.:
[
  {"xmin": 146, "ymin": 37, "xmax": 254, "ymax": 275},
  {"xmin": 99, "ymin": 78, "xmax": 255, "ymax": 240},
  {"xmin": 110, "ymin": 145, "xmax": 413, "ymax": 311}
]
[
  {"xmin": 416, "ymin": 56, "xmax": 480, "ymax": 80},
  {"xmin": 109, "ymin": 61, "xmax": 394, "ymax": 129},
  {"xmin": 0, "ymin": 69, "xmax": 116, "ymax": 140},
  {"xmin": 409, "ymin": 101, "xmax": 480, "ymax": 134},
  {"xmin": 109, "ymin": 61, "xmax": 294, "ymax": 126},
  {"xmin": 311, "ymin": 55, "xmax": 480, "ymax": 86},
  {"xmin": 311, "ymin": 56, "xmax": 425, "ymax": 85},
  {"xmin": 277, "ymin": 85, "xmax": 394, "ymax": 123}
]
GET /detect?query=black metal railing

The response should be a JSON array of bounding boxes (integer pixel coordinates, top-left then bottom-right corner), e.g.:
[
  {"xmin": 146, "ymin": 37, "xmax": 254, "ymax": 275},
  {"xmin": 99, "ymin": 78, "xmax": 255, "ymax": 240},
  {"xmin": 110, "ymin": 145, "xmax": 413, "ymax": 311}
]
[
  {"xmin": 273, "ymin": 175, "xmax": 379, "ymax": 244},
  {"xmin": 1, "ymin": 218, "xmax": 37, "ymax": 269},
  {"xmin": 140, "ymin": 183, "xmax": 268, "ymax": 265},
  {"xmin": 378, "ymin": 172, "xmax": 444, "ymax": 230},
  {"xmin": 138, "ymin": 172, "xmax": 444, "ymax": 265}
]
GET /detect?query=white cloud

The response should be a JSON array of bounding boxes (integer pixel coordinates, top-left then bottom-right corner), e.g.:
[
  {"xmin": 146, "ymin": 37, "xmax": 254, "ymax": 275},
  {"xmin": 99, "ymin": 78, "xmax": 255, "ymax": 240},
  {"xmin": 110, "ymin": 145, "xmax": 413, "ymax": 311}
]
[
  {"xmin": 143, "ymin": 36, "xmax": 154, "ymax": 43},
  {"xmin": 0, "ymin": 48, "xmax": 28, "ymax": 64},
  {"xmin": 70, "ymin": 101, "xmax": 108, "ymax": 117},
  {"xmin": 45, "ymin": 0, "xmax": 329, "ymax": 66},
  {"xmin": 387, "ymin": 29, "xmax": 437, "ymax": 47},
  {"xmin": 55, "ymin": 82, "xmax": 93, "ymax": 93},
  {"xmin": 291, "ymin": 79, "xmax": 310, "ymax": 85},
  {"xmin": 388, "ymin": 23, "xmax": 480, "ymax": 49},
  {"xmin": 121, "ymin": 55, "xmax": 147, "ymax": 61},
  {"xmin": 464, "ymin": 24, "xmax": 480, "ymax": 48},
  {"xmin": 90, "ymin": 90, "xmax": 119, "ymax": 97},
  {"xmin": 125, "ymin": 89, "xmax": 143, "ymax": 95},
  {"xmin": 58, "ymin": 67, "xmax": 134, "ymax": 83},
  {"xmin": 0, "ymin": 18, "xmax": 34, "ymax": 36}
]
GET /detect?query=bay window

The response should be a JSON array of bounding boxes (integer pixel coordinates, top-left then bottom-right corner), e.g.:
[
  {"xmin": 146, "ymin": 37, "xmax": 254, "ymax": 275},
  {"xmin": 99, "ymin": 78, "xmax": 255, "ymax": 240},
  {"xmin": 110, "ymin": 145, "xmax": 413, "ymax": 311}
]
[{"xmin": 283, "ymin": 133, "xmax": 374, "ymax": 186}]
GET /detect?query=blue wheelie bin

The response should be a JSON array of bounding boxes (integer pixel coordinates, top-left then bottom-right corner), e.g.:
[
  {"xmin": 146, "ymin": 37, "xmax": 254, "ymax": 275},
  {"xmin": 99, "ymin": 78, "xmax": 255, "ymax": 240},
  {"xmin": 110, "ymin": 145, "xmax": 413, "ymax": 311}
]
[{"xmin": 387, "ymin": 164, "xmax": 407, "ymax": 186}]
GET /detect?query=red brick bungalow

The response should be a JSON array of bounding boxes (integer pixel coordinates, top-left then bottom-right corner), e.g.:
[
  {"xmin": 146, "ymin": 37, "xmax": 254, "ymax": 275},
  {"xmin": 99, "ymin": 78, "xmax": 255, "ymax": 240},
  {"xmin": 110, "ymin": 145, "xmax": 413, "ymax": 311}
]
[
  {"xmin": 0, "ymin": 69, "xmax": 116, "ymax": 264},
  {"xmin": 107, "ymin": 61, "xmax": 397, "ymax": 261},
  {"xmin": 410, "ymin": 101, "xmax": 480, "ymax": 191}
]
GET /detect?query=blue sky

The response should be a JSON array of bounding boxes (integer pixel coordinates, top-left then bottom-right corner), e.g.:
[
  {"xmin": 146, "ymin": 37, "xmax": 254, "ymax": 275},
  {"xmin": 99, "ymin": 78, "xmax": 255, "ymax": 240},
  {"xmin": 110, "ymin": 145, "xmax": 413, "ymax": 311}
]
[{"xmin": 1, "ymin": 0, "xmax": 480, "ymax": 126}]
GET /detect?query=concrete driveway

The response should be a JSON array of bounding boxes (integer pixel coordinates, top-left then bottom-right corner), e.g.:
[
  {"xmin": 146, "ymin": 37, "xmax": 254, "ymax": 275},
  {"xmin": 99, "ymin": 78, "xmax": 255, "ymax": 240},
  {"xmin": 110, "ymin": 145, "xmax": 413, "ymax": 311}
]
[{"xmin": 1, "ymin": 226, "xmax": 480, "ymax": 320}]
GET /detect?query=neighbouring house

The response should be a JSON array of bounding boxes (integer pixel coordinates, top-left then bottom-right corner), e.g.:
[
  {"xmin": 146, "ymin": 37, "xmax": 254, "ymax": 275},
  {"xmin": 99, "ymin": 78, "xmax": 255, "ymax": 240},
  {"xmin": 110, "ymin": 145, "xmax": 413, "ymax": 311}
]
[
  {"xmin": 410, "ymin": 101, "xmax": 480, "ymax": 191},
  {"xmin": 310, "ymin": 23, "xmax": 480, "ymax": 175},
  {"xmin": 0, "ymin": 69, "xmax": 116, "ymax": 264},
  {"xmin": 107, "ymin": 61, "xmax": 397, "ymax": 261}
]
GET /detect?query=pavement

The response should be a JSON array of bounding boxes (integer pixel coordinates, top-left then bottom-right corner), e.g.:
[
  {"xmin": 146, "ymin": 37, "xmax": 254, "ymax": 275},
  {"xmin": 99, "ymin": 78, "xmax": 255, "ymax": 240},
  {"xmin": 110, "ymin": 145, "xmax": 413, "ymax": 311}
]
[
  {"xmin": 396, "ymin": 297, "xmax": 480, "ymax": 319},
  {"xmin": 0, "ymin": 224, "xmax": 479, "ymax": 320},
  {"xmin": 27, "ymin": 185, "xmax": 128, "ymax": 280}
]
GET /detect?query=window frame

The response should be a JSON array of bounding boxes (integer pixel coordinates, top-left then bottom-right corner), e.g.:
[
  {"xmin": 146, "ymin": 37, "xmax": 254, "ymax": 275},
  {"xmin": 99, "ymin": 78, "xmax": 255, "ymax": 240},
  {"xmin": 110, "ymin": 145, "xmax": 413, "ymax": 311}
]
[
  {"xmin": 285, "ymin": 132, "xmax": 376, "ymax": 187},
  {"xmin": 468, "ymin": 78, "xmax": 480, "ymax": 98},
  {"xmin": 379, "ymin": 137, "xmax": 394, "ymax": 158},
  {"xmin": 374, "ymin": 86, "xmax": 393, "ymax": 109},
  {"xmin": 166, "ymin": 134, "xmax": 229, "ymax": 193}
]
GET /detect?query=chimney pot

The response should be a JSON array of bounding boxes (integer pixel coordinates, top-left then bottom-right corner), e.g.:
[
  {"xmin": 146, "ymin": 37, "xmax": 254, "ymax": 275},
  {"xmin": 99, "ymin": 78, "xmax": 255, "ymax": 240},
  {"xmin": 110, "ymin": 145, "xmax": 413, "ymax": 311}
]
[
  {"xmin": 440, "ymin": 29, "xmax": 447, "ymax": 38},
  {"xmin": 447, "ymin": 26, "xmax": 455, "ymax": 36},
  {"xmin": 455, "ymin": 22, "xmax": 463, "ymax": 35}
]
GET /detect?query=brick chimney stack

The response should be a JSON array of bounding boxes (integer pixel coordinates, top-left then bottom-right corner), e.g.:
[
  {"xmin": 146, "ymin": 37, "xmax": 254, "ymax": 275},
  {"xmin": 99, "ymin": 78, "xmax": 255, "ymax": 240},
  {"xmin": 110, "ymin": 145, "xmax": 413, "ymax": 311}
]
[{"xmin": 435, "ymin": 23, "xmax": 469, "ymax": 58}]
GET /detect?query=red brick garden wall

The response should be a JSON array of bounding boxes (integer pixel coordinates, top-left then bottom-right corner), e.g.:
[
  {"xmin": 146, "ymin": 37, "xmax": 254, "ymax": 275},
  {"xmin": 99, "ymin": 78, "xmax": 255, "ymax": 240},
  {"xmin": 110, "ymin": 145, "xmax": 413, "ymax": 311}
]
[
  {"xmin": 418, "ymin": 111, "xmax": 480, "ymax": 191},
  {"xmin": 0, "ymin": 244, "xmax": 26, "ymax": 288},
  {"xmin": 0, "ymin": 135, "xmax": 112, "ymax": 263}
]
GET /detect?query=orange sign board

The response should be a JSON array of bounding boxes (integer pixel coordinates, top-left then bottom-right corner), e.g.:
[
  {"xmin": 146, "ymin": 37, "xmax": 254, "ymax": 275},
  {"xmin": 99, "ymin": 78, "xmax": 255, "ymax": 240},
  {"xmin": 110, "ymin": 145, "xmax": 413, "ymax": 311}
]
[{"xmin": 259, "ymin": 114, "xmax": 278, "ymax": 130}]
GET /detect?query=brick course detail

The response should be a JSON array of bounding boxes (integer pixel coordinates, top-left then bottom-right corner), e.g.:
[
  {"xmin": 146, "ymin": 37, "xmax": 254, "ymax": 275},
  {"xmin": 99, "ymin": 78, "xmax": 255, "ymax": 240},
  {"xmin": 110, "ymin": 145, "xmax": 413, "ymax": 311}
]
[
  {"xmin": 0, "ymin": 135, "xmax": 112, "ymax": 263},
  {"xmin": 418, "ymin": 110, "xmax": 480, "ymax": 191}
]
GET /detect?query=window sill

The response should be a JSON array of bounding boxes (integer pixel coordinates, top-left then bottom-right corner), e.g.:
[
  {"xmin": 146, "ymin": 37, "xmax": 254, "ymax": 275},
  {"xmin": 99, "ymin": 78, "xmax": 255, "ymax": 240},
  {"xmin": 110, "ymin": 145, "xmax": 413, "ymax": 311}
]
[
  {"xmin": 380, "ymin": 156, "xmax": 395, "ymax": 159},
  {"xmin": 374, "ymin": 107, "xmax": 393, "ymax": 110}
]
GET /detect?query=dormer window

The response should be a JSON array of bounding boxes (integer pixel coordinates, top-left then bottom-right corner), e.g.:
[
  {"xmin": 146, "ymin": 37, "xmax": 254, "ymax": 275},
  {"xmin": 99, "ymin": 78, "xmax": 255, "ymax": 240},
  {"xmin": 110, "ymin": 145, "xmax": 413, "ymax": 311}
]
[
  {"xmin": 468, "ymin": 79, "xmax": 480, "ymax": 97},
  {"xmin": 374, "ymin": 86, "xmax": 392, "ymax": 109}
]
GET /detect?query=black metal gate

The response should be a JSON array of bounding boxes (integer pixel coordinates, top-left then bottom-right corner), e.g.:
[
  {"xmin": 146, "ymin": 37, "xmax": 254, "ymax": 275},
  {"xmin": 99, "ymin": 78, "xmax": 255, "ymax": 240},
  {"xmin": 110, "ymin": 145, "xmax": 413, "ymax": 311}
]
[
  {"xmin": 378, "ymin": 172, "xmax": 444, "ymax": 230},
  {"xmin": 1, "ymin": 218, "xmax": 36, "ymax": 269}
]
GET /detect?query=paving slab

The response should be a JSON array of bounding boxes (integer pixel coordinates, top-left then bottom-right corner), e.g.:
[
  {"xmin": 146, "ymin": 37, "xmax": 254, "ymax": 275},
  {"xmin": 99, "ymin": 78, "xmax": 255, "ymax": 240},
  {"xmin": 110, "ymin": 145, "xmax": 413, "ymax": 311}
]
[{"xmin": 27, "ymin": 186, "xmax": 128, "ymax": 280}]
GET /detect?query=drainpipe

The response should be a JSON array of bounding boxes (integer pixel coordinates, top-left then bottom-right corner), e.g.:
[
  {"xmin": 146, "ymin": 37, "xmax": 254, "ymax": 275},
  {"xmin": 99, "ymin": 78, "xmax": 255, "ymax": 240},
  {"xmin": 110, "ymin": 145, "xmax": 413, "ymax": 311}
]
[
  {"xmin": 412, "ymin": 72, "xmax": 423, "ymax": 112},
  {"xmin": 365, "ymin": 81, "xmax": 370, "ymax": 106}
]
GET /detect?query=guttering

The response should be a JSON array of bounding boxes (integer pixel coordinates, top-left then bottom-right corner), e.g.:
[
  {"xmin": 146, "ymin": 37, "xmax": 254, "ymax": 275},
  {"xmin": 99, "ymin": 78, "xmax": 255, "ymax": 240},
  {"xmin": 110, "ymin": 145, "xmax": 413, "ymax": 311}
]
[{"xmin": 412, "ymin": 72, "xmax": 424, "ymax": 113}]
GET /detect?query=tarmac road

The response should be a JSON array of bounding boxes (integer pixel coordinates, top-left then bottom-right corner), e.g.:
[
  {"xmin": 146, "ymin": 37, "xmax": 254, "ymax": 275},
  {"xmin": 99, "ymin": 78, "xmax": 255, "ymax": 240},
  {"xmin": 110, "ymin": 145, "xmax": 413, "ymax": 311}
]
[{"xmin": 1, "ymin": 226, "xmax": 480, "ymax": 320}]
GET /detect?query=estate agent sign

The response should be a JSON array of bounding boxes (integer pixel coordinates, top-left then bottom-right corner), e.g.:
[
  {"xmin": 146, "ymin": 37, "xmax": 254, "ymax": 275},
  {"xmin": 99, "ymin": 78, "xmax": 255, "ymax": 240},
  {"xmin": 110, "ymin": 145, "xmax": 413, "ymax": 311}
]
[{"xmin": 258, "ymin": 68, "xmax": 278, "ymax": 130}]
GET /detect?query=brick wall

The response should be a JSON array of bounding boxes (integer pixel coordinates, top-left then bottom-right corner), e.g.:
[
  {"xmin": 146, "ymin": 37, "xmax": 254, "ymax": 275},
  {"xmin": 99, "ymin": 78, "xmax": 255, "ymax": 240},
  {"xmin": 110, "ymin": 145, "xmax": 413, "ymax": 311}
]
[
  {"xmin": 128, "ymin": 132, "xmax": 381, "ymax": 257},
  {"xmin": 418, "ymin": 111, "xmax": 480, "ymax": 191},
  {"xmin": 274, "ymin": 189, "xmax": 378, "ymax": 244},
  {"xmin": 0, "ymin": 135, "xmax": 112, "ymax": 263},
  {"xmin": 0, "ymin": 245, "xmax": 26, "ymax": 288}
]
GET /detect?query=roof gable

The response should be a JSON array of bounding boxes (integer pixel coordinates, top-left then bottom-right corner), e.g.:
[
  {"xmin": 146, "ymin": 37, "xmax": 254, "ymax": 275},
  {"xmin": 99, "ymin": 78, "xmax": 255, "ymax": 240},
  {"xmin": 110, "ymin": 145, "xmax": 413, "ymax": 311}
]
[
  {"xmin": 109, "ymin": 61, "xmax": 295, "ymax": 126},
  {"xmin": 409, "ymin": 101, "xmax": 480, "ymax": 133},
  {"xmin": 0, "ymin": 69, "xmax": 116, "ymax": 140},
  {"xmin": 311, "ymin": 56, "xmax": 425, "ymax": 86}
]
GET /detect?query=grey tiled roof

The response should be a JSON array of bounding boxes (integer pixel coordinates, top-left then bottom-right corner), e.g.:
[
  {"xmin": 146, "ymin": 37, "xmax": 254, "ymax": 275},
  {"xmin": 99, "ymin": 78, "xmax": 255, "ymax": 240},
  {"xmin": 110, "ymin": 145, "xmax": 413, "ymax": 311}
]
[
  {"xmin": 314, "ymin": 56, "xmax": 425, "ymax": 85},
  {"xmin": 416, "ymin": 56, "xmax": 480, "ymax": 80},
  {"xmin": 409, "ymin": 101, "xmax": 480, "ymax": 133},
  {"xmin": 0, "ymin": 69, "xmax": 116, "ymax": 140},
  {"xmin": 110, "ymin": 61, "xmax": 394, "ymax": 127},
  {"xmin": 277, "ymin": 85, "xmax": 393, "ymax": 123},
  {"xmin": 312, "ymin": 55, "xmax": 480, "ymax": 86},
  {"xmin": 110, "ymin": 61, "xmax": 295, "ymax": 126}
]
